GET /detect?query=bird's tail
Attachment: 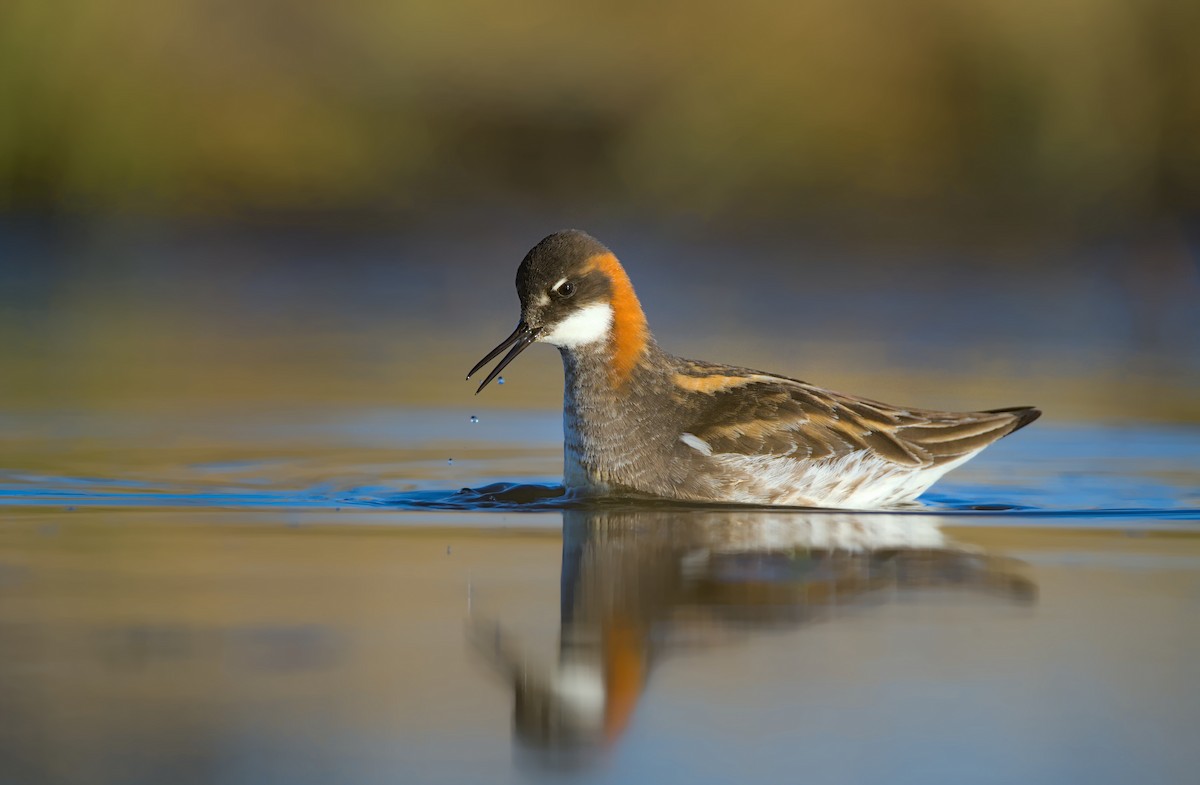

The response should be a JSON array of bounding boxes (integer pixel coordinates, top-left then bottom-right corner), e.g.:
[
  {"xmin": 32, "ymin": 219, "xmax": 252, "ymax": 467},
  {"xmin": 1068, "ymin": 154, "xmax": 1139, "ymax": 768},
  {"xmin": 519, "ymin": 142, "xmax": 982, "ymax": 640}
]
[{"xmin": 983, "ymin": 406, "xmax": 1042, "ymax": 434}]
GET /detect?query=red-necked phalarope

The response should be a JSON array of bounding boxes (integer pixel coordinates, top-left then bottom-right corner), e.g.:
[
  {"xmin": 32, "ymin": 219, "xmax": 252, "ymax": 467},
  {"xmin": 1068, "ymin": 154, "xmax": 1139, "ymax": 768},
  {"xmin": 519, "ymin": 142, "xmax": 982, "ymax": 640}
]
[{"xmin": 468, "ymin": 230, "xmax": 1040, "ymax": 508}]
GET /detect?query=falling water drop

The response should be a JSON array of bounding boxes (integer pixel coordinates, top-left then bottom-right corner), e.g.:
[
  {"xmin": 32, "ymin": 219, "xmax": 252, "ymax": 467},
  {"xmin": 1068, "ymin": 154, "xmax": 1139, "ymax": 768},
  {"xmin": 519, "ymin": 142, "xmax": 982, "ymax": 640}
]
[
  {"xmin": 447, "ymin": 458, "xmax": 454, "ymax": 466},
  {"xmin": 469, "ymin": 415, "xmax": 479, "ymax": 424},
  {"xmin": 497, "ymin": 376, "xmax": 505, "ymax": 385}
]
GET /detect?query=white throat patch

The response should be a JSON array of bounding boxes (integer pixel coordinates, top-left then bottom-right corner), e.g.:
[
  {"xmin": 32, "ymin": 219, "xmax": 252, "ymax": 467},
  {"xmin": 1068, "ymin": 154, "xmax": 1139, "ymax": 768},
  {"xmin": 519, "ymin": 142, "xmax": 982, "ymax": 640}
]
[{"xmin": 539, "ymin": 303, "xmax": 613, "ymax": 348}]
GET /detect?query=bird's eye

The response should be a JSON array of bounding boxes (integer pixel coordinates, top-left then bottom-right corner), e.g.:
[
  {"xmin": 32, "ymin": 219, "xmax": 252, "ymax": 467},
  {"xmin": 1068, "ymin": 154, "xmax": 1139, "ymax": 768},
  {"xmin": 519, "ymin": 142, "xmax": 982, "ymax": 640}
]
[{"xmin": 556, "ymin": 281, "xmax": 576, "ymax": 298}]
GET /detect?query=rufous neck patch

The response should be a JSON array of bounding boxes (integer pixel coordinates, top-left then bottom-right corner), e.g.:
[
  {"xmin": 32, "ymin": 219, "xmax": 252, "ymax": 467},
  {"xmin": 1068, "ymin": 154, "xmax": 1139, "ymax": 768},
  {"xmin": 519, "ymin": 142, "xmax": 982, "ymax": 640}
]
[{"xmin": 586, "ymin": 253, "xmax": 648, "ymax": 386}]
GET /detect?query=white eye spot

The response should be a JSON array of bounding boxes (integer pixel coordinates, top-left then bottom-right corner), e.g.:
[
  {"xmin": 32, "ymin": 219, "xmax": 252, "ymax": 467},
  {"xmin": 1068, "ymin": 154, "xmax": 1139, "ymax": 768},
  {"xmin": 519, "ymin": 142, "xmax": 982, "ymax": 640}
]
[
  {"xmin": 551, "ymin": 277, "xmax": 569, "ymax": 292},
  {"xmin": 539, "ymin": 303, "xmax": 613, "ymax": 348}
]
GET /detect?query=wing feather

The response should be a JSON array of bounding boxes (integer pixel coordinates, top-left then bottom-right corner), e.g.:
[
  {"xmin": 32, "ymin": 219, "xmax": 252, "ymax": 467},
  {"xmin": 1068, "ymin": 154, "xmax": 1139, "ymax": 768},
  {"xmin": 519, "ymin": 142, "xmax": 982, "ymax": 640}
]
[{"xmin": 678, "ymin": 369, "xmax": 1038, "ymax": 469}]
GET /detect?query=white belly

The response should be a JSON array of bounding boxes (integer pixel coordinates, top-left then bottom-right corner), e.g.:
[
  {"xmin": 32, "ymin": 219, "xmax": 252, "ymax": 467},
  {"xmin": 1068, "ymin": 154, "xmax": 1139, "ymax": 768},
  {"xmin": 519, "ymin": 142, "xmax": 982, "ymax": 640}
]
[{"xmin": 709, "ymin": 451, "xmax": 976, "ymax": 509}]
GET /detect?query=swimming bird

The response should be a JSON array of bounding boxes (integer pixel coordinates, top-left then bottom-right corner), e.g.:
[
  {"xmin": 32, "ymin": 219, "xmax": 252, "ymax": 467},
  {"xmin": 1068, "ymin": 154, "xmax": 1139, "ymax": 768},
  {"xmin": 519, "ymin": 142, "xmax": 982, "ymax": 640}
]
[{"xmin": 467, "ymin": 230, "xmax": 1040, "ymax": 509}]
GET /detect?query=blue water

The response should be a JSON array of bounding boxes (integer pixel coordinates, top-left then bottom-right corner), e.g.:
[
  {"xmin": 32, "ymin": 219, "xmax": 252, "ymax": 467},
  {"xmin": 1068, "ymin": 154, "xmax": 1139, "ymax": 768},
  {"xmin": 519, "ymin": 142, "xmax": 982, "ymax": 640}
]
[{"xmin": 1, "ymin": 410, "xmax": 1197, "ymax": 521}]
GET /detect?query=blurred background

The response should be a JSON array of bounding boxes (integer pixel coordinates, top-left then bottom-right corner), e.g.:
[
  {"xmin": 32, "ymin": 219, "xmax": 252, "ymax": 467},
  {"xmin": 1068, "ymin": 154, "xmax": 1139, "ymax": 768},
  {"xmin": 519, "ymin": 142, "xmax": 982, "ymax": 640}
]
[
  {"xmin": 1, "ymin": 0, "xmax": 1198, "ymax": 420},
  {"xmin": 3, "ymin": 8, "xmax": 1200, "ymax": 781}
]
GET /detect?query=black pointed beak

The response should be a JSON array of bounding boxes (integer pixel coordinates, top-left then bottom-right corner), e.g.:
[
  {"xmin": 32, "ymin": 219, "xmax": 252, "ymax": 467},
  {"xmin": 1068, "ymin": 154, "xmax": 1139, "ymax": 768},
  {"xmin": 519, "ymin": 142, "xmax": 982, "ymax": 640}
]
[{"xmin": 466, "ymin": 321, "xmax": 542, "ymax": 394}]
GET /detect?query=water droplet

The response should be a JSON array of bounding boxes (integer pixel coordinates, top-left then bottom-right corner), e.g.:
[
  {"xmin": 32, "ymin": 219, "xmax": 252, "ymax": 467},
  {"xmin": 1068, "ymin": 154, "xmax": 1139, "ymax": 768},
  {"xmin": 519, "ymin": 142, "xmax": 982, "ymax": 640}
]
[
  {"xmin": 447, "ymin": 458, "xmax": 454, "ymax": 465},
  {"xmin": 497, "ymin": 376, "xmax": 505, "ymax": 385},
  {"xmin": 469, "ymin": 415, "xmax": 479, "ymax": 424}
]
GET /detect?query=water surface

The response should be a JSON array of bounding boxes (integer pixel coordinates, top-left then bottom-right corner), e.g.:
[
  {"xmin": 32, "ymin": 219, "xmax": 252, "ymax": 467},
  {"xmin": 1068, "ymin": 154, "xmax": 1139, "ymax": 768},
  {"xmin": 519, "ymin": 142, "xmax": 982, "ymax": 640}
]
[
  {"xmin": 2, "ymin": 409, "xmax": 1198, "ymax": 515},
  {"xmin": 1, "ymin": 409, "xmax": 1198, "ymax": 784},
  {"xmin": 1, "ymin": 508, "xmax": 1198, "ymax": 785}
]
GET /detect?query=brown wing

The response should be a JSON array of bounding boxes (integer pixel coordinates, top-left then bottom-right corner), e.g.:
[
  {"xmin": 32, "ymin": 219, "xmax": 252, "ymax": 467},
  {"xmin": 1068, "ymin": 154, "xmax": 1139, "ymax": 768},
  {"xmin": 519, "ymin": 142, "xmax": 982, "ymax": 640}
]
[{"xmin": 675, "ymin": 364, "xmax": 1040, "ymax": 469}]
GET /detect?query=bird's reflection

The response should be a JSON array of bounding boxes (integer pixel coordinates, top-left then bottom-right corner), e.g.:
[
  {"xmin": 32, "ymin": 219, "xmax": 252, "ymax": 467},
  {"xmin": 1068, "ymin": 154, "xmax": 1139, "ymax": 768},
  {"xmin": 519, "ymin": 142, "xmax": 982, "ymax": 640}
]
[{"xmin": 469, "ymin": 509, "xmax": 1035, "ymax": 766}]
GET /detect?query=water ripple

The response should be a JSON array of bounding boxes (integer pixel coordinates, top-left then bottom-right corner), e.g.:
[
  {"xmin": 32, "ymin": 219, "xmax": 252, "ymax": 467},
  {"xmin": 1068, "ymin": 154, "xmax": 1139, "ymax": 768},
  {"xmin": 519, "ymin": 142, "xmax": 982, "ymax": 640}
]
[{"xmin": 1, "ymin": 419, "xmax": 1197, "ymax": 524}]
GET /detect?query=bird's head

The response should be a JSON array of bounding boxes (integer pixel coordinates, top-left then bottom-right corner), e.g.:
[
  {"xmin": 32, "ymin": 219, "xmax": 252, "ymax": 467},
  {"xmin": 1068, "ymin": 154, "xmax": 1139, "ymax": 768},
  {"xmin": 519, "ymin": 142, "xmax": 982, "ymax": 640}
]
[{"xmin": 468, "ymin": 230, "xmax": 649, "ymax": 393}]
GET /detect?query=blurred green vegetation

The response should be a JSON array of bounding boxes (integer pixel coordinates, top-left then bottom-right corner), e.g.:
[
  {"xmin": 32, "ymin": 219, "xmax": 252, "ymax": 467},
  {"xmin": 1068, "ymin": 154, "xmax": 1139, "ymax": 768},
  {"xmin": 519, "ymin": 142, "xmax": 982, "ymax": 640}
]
[{"xmin": 1, "ymin": 0, "xmax": 1198, "ymax": 222}]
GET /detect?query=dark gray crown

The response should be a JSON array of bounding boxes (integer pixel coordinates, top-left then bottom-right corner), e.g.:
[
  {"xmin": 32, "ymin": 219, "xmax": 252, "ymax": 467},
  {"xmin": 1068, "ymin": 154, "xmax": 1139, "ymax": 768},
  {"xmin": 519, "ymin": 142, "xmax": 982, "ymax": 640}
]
[{"xmin": 516, "ymin": 230, "xmax": 611, "ymax": 297}]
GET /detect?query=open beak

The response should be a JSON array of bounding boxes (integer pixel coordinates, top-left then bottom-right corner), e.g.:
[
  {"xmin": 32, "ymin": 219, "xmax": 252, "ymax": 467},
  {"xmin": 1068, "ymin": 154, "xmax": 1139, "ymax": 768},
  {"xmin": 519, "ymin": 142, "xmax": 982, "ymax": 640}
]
[{"xmin": 467, "ymin": 321, "xmax": 542, "ymax": 394}]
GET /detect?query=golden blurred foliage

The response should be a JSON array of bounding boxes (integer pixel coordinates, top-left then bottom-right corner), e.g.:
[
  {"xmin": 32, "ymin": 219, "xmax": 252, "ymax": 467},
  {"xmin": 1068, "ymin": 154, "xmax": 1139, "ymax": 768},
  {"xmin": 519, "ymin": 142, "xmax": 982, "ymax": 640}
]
[{"xmin": 1, "ymin": 0, "xmax": 1197, "ymax": 221}]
